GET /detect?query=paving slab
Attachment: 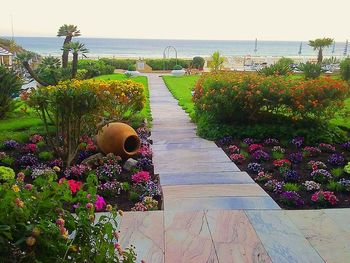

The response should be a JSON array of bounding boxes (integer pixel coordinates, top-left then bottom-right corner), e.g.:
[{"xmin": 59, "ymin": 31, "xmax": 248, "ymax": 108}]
[
  {"xmin": 246, "ymin": 210, "xmax": 324, "ymax": 263},
  {"xmin": 155, "ymin": 161, "xmax": 240, "ymax": 174},
  {"xmin": 159, "ymin": 171, "xmax": 255, "ymax": 185},
  {"xmin": 206, "ymin": 210, "xmax": 272, "ymax": 263},
  {"xmin": 153, "ymin": 151, "xmax": 231, "ymax": 164},
  {"xmin": 118, "ymin": 211, "xmax": 165, "ymax": 263},
  {"xmin": 164, "ymin": 210, "xmax": 218, "ymax": 263},
  {"xmin": 164, "ymin": 197, "xmax": 280, "ymax": 211},
  {"xmin": 286, "ymin": 210, "xmax": 350, "ymax": 263},
  {"xmin": 162, "ymin": 184, "xmax": 269, "ymax": 199},
  {"xmin": 324, "ymin": 208, "xmax": 350, "ymax": 233}
]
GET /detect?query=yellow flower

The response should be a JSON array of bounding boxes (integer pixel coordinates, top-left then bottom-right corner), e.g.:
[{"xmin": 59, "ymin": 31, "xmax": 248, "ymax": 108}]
[
  {"xmin": 53, "ymin": 166, "xmax": 61, "ymax": 172},
  {"xmin": 106, "ymin": 204, "xmax": 113, "ymax": 212},
  {"xmin": 12, "ymin": 185, "xmax": 20, "ymax": 193}
]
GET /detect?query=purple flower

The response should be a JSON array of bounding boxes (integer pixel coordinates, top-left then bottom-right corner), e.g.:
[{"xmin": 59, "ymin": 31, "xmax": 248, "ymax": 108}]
[
  {"xmin": 18, "ymin": 153, "xmax": 38, "ymax": 167},
  {"xmin": 289, "ymin": 152, "xmax": 303, "ymax": 164},
  {"xmin": 310, "ymin": 169, "xmax": 332, "ymax": 183},
  {"xmin": 136, "ymin": 156, "xmax": 153, "ymax": 169},
  {"xmin": 49, "ymin": 158, "xmax": 63, "ymax": 168},
  {"xmin": 264, "ymin": 179, "xmax": 285, "ymax": 193},
  {"xmin": 291, "ymin": 137, "xmax": 304, "ymax": 148},
  {"xmin": 327, "ymin": 153, "xmax": 345, "ymax": 166},
  {"xmin": 218, "ymin": 136, "xmax": 233, "ymax": 145},
  {"xmin": 341, "ymin": 141, "xmax": 350, "ymax": 151},
  {"xmin": 3, "ymin": 140, "xmax": 19, "ymax": 150},
  {"xmin": 247, "ymin": 162, "xmax": 263, "ymax": 173},
  {"xmin": 319, "ymin": 143, "xmax": 336, "ymax": 153},
  {"xmin": 96, "ymin": 163, "xmax": 122, "ymax": 180},
  {"xmin": 64, "ymin": 164, "xmax": 90, "ymax": 178},
  {"xmin": 263, "ymin": 138, "xmax": 279, "ymax": 146},
  {"xmin": 283, "ymin": 169, "xmax": 299, "ymax": 182},
  {"xmin": 77, "ymin": 151, "xmax": 93, "ymax": 163},
  {"xmin": 280, "ymin": 191, "xmax": 305, "ymax": 207},
  {"xmin": 251, "ymin": 150, "xmax": 270, "ymax": 162},
  {"xmin": 243, "ymin": 138, "xmax": 254, "ymax": 145}
]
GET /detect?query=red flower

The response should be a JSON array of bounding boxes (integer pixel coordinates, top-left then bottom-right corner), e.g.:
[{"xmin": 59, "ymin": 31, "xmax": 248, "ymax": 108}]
[{"xmin": 67, "ymin": 180, "xmax": 83, "ymax": 194}]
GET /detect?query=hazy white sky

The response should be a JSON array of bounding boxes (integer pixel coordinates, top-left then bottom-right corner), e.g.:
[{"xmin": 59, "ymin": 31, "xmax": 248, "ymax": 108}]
[{"xmin": 0, "ymin": 0, "xmax": 349, "ymax": 41}]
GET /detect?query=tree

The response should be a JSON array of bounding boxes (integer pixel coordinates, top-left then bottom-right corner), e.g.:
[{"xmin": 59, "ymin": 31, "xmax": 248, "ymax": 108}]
[
  {"xmin": 64, "ymin": 42, "xmax": 88, "ymax": 79},
  {"xmin": 16, "ymin": 52, "xmax": 48, "ymax": 86},
  {"xmin": 308, "ymin": 37, "xmax": 333, "ymax": 64},
  {"xmin": 36, "ymin": 56, "xmax": 64, "ymax": 85},
  {"xmin": 57, "ymin": 24, "xmax": 81, "ymax": 68},
  {"xmin": 209, "ymin": 51, "xmax": 225, "ymax": 72}
]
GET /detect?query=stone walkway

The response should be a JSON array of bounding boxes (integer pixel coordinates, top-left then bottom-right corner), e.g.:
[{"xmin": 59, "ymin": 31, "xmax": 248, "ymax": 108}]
[{"xmin": 116, "ymin": 74, "xmax": 350, "ymax": 263}]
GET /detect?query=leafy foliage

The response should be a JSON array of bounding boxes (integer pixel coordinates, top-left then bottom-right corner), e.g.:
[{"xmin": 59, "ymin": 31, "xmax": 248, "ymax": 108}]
[
  {"xmin": 340, "ymin": 58, "xmax": 350, "ymax": 81},
  {"xmin": 192, "ymin": 56, "xmax": 205, "ymax": 69},
  {"xmin": 298, "ymin": 62, "xmax": 322, "ymax": 79},
  {"xmin": 208, "ymin": 51, "xmax": 225, "ymax": 72}
]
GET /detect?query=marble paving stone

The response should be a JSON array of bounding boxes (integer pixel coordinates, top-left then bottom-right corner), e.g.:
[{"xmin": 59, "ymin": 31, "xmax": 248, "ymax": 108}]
[
  {"xmin": 246, "ymin": 210, "xmax": 324, "ymax": 263},
  {"xmin": 118, "ymin": 211, "xmax": 164, "ymax": 263},
  {"xmin": 164, "ymin": 210, "xmax": 218, "ymax": 263},
  {"xmin": 164, "ymin": 197, "xmax": 280, "ymax": 211},
  {"xmin": 162, "ymin": 184, "xmax": 268, "ymax": 198},
  {"xmin": 155, "ymin": 161, "xmax": 240, "ymax": 174},
  {"xmin": 153, "ymin": 143, "xmax": 218, "ymax": 151},
  {"xmin": 153, "ymin": 153, "xmax": 231, "ymax": 164},
  {"xmin": 324, "ymin": 208, "xmax": 350, "ymax": 233},
  {"xmin": 159, "ymin": 171, "xmax": 255, "ymax": 185},
  {"xmin": 206, "ymin": 210, "xmax": 272, "ymax": 263},
  {"xmin": 286, "ymin": 210, "xmax": 350, "ymax": 263}
]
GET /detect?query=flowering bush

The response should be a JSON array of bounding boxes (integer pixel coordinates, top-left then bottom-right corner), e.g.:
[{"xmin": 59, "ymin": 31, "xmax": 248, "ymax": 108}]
[
  {"xmin": 338, "ymin": 179, "xmax": 350, "ymax": 191},
  {"xmin": 243, "ymin": 138, "xmax": 254, "ymax": 145},
  {"xmin": 64, "ymin": 164, "xmax": 90, "ymax": 178},
  {"xmin": 289, "ymin": 152, "xmax": 303, "ymax": 164},
  {"xmin": 247, "ymin": 162, "xmax": 263, "ymax": 173},
  {"xmin": 341, "ymin": 141, "xmax": 350, "ymax": 151},
  {"xmin": 280, "ymin": 191, "xmax": 305, "ymax": 207},
  {"xmin": 228, "ymin": 145, "xmax": 240, "ymax": 154},
  {"xmin": 96, "ymin": 162, "xmax": 122, "ymax": 180},
  {"xmin": 131, "ymin": 196, "xmax": 158, "ymax": 211},
  {"xmin": 248, "ymin": 144, "xmax": 263, "ymax": 153},
  {"xmin": 23, "ymin": 143, "xmax": 38, "ymax": 153},
  {"xmin": 29, "ymin": 134, "xmax": 44, "ymax": 144},
  {"xmin": 230, "ymin": 153, "xmax": 246, "ymax": 164},
  {"xmin": 307, "ymin": 160, "xmax": 327, "ymax": 170},
  {"xmin": 251, "ymin": 150, "xmax": 270, "ymax": 162},
  {"xmin": 318, "ymin": 143, "xmax": 336, "ymax": 153},
  {"xmin": 283, "ymin": 170, "xmax": 299, "ymax": 182},
  {"xmin": 18, "ymin": 153, "xmax": 39, "ymax": 167},
  {"xmin": 3, "ymin": 140, "xmax": 19, "ymax": 150},
  {"xmin": 97, "ymin": 180, "xmax": 122, "ymax": 197},
  {"xmin": 303, "ymin": 180, "xmax": 321, "ymax": 191},
  {"xmin": 263, "ymin": 138, "xmax": 279, "ymax": 146},
  {"xmin": 310, "ymin": 169, "xmax": 332, "ymax": 183},
  {"xmin": 254, "ymin": 171, "xmax": 272, "ymax": 182},
  {"xmin": 0, "ymin": 166, "xmax": 15, "ymax": 181},
  {"xmin": 327, "ymin": 153, "xmax": 345, "ymax": 166},
  {"xmin": 136, "ymin": 156, "xmax": 153, "ymax": 170},
  {"xmin": 139, "ymin": 144, "xmax": 153, "ymax": 157},
  {"xmin": 271, "ymin": 146, "xmax": 285, "ymax": 154},
  {"xmin": 272, "ymin": 159, "xmax": 291, "ymax": 167},
  {"xmin": 264, "ymin": 179, "xmax": 285, "ymax": 193},
  {"xmin": 311, "ymin": 190, "xmax": 338, "ymax": 206},
  {"xmin": 302, "ymin": 146, "xmax": 321, "ymax": 157},
  {"xmin": 131, "ymin": 171, "xmax": 150, "ymax": 184},
  {"xmin": 291, "ymin": 137, "xmax": 304, "ymax": 148}
]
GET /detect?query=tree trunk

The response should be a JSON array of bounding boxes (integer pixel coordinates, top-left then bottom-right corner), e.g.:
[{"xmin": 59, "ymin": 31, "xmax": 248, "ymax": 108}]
[
  {"xmin": 72, "ymin": 53, "xmax": 78, "ymax": 79},
  {"xmin": 318, "ymin": 48, "xmax": 323, "ymax": 64},
  {"xmin": 22, "ymin": 61, "xmax": 48, "ymax": 86},
  {"xmin": 62, "ymin": 36, "xmax": 72, "ymax": 68}
]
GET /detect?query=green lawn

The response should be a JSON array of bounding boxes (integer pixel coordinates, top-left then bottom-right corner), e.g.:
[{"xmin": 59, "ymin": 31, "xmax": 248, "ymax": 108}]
[
  {"xmin": 95, "ymin": 73, "xmax": 152, "ymax": 125},
  {"xmin": 162, "ymin": 75, "xmax": 199, "ymax": 117}
]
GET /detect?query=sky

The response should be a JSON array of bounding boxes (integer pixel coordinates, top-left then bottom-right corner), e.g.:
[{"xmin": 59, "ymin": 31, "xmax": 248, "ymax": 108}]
[{"xmin": 0, "ymin": 0, "xmax": 349, "ymax": 41}]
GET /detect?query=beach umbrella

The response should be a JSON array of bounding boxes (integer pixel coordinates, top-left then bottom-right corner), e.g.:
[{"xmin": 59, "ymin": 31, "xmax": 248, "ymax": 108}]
[
  {"xmin": 254, "ymin": 38, "xmax": 257, "ymax": 54},
  {"xmin": 344, "ymin": 40, "xmax": 348, "ymax": 56},
  {"xmin": 332, "ymin": 41, "xmax": 336, "ymax": 55},
  {"xmin": 298, "ymin": 42, "xmax": 302, "ymax": 55}
]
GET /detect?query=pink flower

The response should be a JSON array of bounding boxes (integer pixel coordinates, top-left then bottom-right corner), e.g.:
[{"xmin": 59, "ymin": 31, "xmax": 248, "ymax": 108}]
[
  {"xmin": 131, "ymin": 171, "xmax": 150, "ymax": 184},
  {"xmin": 86, "ymin": 202, "xmax": 93, "ymax": 209},
  {"xmin": 24, "ymin": 184, "xmax": 33, "ymax": 190},
  {"xmin": 29, "ymin": 134, "xmax": 44, "ymax": 143},
  {"xmin": 139, "ymin": 145, "xmax": 152, "ymax": 157},
  {"xmin": 94, "ymin": 195, "xmax": 106, "ymax": 211},
  {"xmin": 311, "ymin": 193, "xmax": 318, "ymax": 202},
  {"xmin": 67, "ymin": 180, "xmax": 83, "ymax": 194},
  {"xmin": 24, "ymin": 143, "xmax": 38, "ymax": 153},
  {"xmin": 56, "ymin": 218, "xmax": 65, "ymax": 226}
]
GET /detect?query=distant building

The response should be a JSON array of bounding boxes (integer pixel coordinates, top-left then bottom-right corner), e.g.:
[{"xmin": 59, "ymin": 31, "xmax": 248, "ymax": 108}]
[{"xmin": 0, "ymin": 46, "xmax": 13, "ymax": 68}]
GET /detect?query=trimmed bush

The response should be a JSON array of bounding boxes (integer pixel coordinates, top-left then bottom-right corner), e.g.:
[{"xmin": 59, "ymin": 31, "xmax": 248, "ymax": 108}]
[
  {"xmin": 340, "ymin": 58, "xmax": 350, "ymax": 81},
  {"xmin": 77, "ymin": 60, "xmax": 114, "ymax": 78},
  {"xmin": 100, "ymin": 58, "xmax": 137, "ymax": 70},
  {"xmin": 173, "ymin": 65, "xmax": 183, "ymax": 70},
  {"xmin": 194, "ymin": 72, "xmax": 349, "ymax": 123},
  {"xmin": 128, "ymin": 64, "xmax": 137, "ymax": 71},
  {"xmin": 192, "ymin": 56, "xmax": 205, "ymax": 69},
  {"xmin": 146, "ymin": 59, "xmax": 191, "ymax": 70},
  {"xmin": 298, "ymin": 62, "xmax": 322, "ymax": 79}
]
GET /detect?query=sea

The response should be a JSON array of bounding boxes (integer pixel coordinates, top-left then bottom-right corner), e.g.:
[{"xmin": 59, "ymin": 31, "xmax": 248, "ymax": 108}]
[{"xmin": 4, "ymin": 36, "xmax": 349, "ymax": 58}]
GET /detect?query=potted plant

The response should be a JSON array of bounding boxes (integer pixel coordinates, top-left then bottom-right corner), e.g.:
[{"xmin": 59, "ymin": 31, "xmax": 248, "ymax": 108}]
[
  {"xmin": 125, "ymin": 64, "xmax": 140, "ymax": 77},
  {"xmin": 171, "ymin": 64, "xmax": 185, "ymax": 76}
]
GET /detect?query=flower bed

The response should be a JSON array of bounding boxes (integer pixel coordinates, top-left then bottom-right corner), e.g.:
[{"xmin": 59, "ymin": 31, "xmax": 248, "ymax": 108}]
[
  {"xmin": 217, "ymin": 136, "xmax": 350, "ymax": 209},
  {"xmin": 0, "ymin": 127, "xmax": 161, "ymax": 212}
]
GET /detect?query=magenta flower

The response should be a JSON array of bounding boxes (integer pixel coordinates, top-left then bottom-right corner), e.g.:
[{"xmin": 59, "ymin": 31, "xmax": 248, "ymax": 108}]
[
  {"xmin": 94, "ymin": 195, "xmax": 106, "ymax": 211},
  {"xmin": 132, "ymin": 171, "xmax": 150, "ymax": 184}
]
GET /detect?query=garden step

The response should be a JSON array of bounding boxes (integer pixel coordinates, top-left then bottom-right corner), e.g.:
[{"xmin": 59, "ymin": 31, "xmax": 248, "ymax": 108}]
[
  {"xmin": 164, "ymin": 210, "xmax": 219, "ymax": 263},
  {"xmin": 246, "ymin": 210, "xmax": 324, "ymax": 263},
  {"xmin": 159, "ymin": 171, "xmax": 255, "ymax": 185},
  {"xmin": 285, "ymin": 210, "xmax": 350, "ymax": 263},
  {"xmin": 118, "ymin": 211, "xmax": 165, "ymax": 263},
  {"xmin": 205, "ymin": 210, "xmax": 272, "ymax": 263},
  {"xmin": 162, "ymin": 184, "xmax": 269, "ymax": 199},
  {"xmin": 164, "ymin": 197, "xmax": 280, "ymax": 211},
  {"xmin": 155, "ymin": 161, "xmax": 240, "ymax": 174}
]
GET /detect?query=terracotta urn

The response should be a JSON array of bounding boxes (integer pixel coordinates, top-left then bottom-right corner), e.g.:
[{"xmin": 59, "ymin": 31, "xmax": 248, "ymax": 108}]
[{"xmin": 96, "ymin": 122, "xmax": 141, "ymax": 159}]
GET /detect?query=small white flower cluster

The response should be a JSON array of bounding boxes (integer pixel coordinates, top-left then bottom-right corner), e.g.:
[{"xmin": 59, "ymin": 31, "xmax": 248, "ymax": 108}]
[{"xmin": 303, "ymin": 180, "xmax": 321, "ymax": 191}]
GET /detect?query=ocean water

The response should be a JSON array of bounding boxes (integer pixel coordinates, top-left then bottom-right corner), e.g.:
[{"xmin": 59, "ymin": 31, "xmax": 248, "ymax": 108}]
[{"xmin": 5, "ymin": 36, "xmax": 349, "ymax": 58}]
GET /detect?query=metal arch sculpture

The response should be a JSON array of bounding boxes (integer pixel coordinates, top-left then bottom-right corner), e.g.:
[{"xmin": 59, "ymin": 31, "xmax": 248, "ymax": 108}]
[{"xmin": 163, "ymin": 46, "xmax": 178, "ymax": 70}]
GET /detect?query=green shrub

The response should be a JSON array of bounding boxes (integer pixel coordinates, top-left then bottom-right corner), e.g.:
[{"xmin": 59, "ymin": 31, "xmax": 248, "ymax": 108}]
[
  {"xmin": 283, "ymin": 183, "xmax": 300, "ymax": 191},
  {"xmin": 36, "ymin": 141, "xmax": 46, "ymax": 148},
  {"xmin": 1, "ymin": 156, "xmax": 15, "ymax": 167},
  {"xmin": 76, "ymin": 69, "xmax": 88, "ymax": 80},
  {"xmin": 298, "ymin": 62, "xmax": 322, "ymax": 79},
  {"xmin": 340, "ymin": 58, "xmax": 350, "ymax": 81},
  {"xmin": 129, "ymin": 191, "xmax": 140, "ymax": 202},
  {"xmin": 331, "ymin": 167, "xmax": 344, "ymax": 178},
  {"xmin": 192, "ymin": 56, "xmax": 205, "ymax": 69},
  {"xmin": 173, "ymin": 65, "xmax": 183, "ymax": 70},
  {"xmin": 271, "ymin": 151, "xmax": 284, "ymax": 160},
  {"xmin": 100, "ymin": 58, "xmax": 137, "ymax": 70},
  {"xmin": 146, "ymin": 58, "xmax": 191, "ymax": 70},
  {"xmin": 0, "ymin": 166, "xmax": 15, "ymax": 181},
  {"xmin": 277, "ymin": 57, "xmax": 294, "ymax": 67},
  {"xmin": 0, "ymin": 66, "xmax": 23, "ymax": 119},
  {"xmin": 128, "ymin": 64, "xmax": 137, "ymax": 71},
  {"xmin": 39, "ymin": 151, "xmax": 54, "ymax": 161},
  {"xmin": 77, "ymin": 60, "xmax": 114, "ymax": 78},
  {"xmin": 259, "ymin": 62, "xmax": 291, "ymax": 76},
  {"xmin": 326, "ymin": 181, "xmax": 345, "ymax": 192}
]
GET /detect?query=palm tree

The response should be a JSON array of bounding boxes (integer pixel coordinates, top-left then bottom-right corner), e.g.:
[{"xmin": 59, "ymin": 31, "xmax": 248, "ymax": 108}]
[
  {"xmin": 16, "ymin": 52, "xmax": 48, "ymax": 86},
  {"xmin": 57, "ymin": 24, "xmax": 81, "ymax": 68},
  {"xmin": 209, "ymin": 51, "xmax": 225, "ymax": 72},
  {"xmin": 63, "ymin": 42, "xmax": 88, "ymax": 78},
  {"xmin": 36, "ymin": 56, "xmax": 62, "ymax": 85},
  {"xmin": 308, "ymin": 37, "xmax": 334, "ymax": 64}
]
